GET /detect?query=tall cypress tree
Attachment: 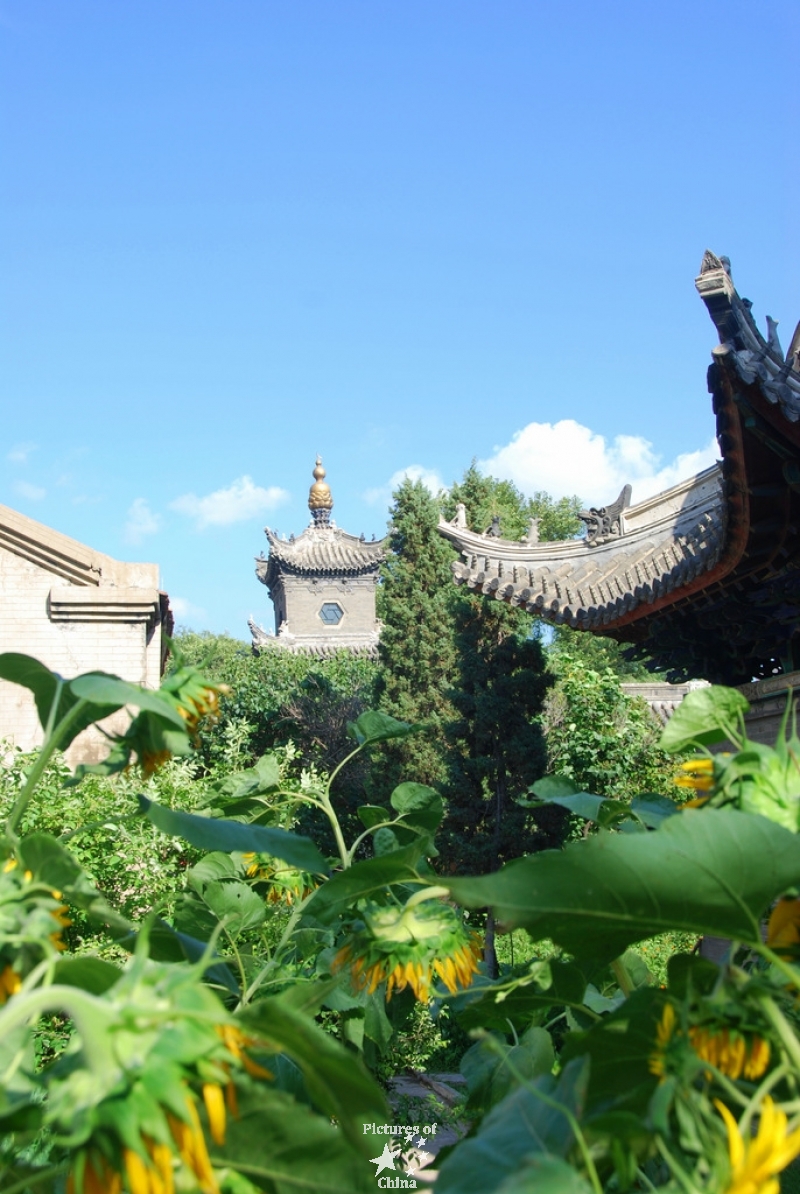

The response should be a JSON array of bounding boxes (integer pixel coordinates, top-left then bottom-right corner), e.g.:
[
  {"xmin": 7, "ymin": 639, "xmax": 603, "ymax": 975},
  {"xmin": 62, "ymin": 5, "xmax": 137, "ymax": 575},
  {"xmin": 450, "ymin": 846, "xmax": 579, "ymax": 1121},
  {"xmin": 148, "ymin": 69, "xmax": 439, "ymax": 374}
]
[
  {"xmin": 374, "ymin": 479, "xmax": 459, "ymax": 792},
  {"xmin": 440, "ymin": 465, "xmax": 565, "ymax": 878}
]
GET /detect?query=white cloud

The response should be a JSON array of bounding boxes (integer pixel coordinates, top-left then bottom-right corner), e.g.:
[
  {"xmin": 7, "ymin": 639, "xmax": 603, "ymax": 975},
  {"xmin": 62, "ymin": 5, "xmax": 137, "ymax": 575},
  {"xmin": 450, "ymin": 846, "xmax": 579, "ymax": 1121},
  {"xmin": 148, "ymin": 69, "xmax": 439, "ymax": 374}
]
[
  {"xmin": 479, "ymin": 420, "xmax": 720, "ymax": 506},
  {"xmin": 363, "ymin": 464, "xmax": 447, "ymax": 507},
  {"xmin": 14, "ymin": 480, "xmax": 46, "ymax": 501},
  {"xmin": 169, "ymin": 596, "xmax": 207, "ymax": 625},
  {"xmin": 7, "ymin": 442, "xmax": 36, "ymax": 464},
  {"xmin": 170, "ymin": 475, "xmax": 290, "ymax": 529},
  {"xmin": 124, "ymin": 497, "xmax": 161, "ymax": 544}
]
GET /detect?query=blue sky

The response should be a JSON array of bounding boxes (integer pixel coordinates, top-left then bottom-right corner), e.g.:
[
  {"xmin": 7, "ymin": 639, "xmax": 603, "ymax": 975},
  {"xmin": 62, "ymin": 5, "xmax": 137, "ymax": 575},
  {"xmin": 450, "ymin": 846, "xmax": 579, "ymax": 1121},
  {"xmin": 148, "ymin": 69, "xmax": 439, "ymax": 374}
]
[{"xmin": 1, "ymin": 1, "xmax": 796, "ymax": 634}]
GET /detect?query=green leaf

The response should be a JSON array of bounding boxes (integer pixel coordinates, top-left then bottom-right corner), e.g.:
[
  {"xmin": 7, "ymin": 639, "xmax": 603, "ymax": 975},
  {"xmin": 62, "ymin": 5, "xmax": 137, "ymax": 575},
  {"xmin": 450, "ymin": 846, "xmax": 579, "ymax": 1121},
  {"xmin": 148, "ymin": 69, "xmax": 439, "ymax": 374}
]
[
  {"xmin": 214, "ymin": 754, "xmax": 281, "ymax": 801},
  {"xmin": 145, "ymin": 921, "xmax": 240, "ymax": 995},
  {"xmin": 453, "ymin": 962, "xmax": 588, "ymax": 1032},
  {"xmin": 461, "ymin": 1028, "xmax": 555, "ymax": 1113},
  {"xmin": 253, "ymin": 753, "xmax": 281, "ymax": 789},
  {"xmin": 52, "ymin": 957, "xmax": 122, "ymax": 995},
  {"xmin": 390, "ymin": 782, "xmax": 444, "ymax": 831},
  {"xmin": 560, "ymin": 987, "xmax": 661, "ymax": 1115},
  {"xmin": 540, "ymin": 793, "xmax": 612, "ymax": 822},
  {"xmin": 70, "ymin": 673, "xmax": 188, "ymax": 728},
  {"xmin": 200, "ymin": 880, "xmax": 266, "ymax": 935},
  {"xmin": 346, "ymin": 710, "xmax": 420, "ymax": 745},
  {"xmin": 658, "ymin": 685, "xmax": 750, "ymax": 752},
  {"xmin": 357, "ymin": 805, "xmax": 388, "ymax": 830},
  {"xmin": 530, "ymin": 775, "xmax": 579, "ymax": 800},
  {"xmin": 494, "ymin": 1156, "xmax": 595, "ymax": 1194},
  {"xmin": 630, "ymin": 794, "xmax": 680, "ymax": 828},
  {"xmin": 372, "ymin": 827, "xmax": 401, "ymax": 856},
  {"xmin": 446, "ymin": 809, "xmax": 800, "ymax": 966},
  {"xmin": 435, "ymin": 1058, "xmax": 587, "ymax": 1194},
  {"xmin": 240, "ymin": 996, "xmax": 388, "ymax": 1154},
  {"xmin": 302, "ymin": 842, "xmax": 427, "ymax": 925},
  {"xmin": 363, "ymin": 989, "xmax": 393, "ymax": 1051},
  {"xmin": 212, "ymin": 1085, "xmax": 378, "ymax": 1193},
  {"xmin": 138, "ymin": 798, "xmax": 327, "ymax": 873},
  {"xmin": 187, "ymin": 852, "xmax": 241, "ymax": 890},
  {"xmin": 0, "ymin": 654, "xmax": 122, "ymax": 746}
]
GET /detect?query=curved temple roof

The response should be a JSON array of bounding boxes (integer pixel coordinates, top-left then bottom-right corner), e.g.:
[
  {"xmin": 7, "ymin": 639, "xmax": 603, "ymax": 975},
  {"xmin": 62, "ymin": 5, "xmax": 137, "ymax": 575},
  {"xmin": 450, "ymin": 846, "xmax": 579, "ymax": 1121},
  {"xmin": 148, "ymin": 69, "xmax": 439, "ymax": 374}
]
[
  {"xmin": 440, "ymin": 467, "xmax": 725, "ymax": 633},
  {"xmin": 256, "ymin": 525, "xmax": 385, "ymax": 586},
  {"xmin": 439, "ymin": 253, "xmax": 800, "ymax": 685}
]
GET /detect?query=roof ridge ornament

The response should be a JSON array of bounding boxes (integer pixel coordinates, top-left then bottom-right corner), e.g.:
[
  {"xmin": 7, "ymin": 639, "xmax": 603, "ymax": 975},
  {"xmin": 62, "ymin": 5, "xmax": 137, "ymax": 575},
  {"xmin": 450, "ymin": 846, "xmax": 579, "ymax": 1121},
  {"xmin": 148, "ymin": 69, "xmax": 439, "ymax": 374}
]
[
  {"xmin": 578, "ymin": 484, "xmax": 632, "ymax": 546},
  {"xmin": 308, "ymin": 455, "xmax": 334, "ymax": 527}
]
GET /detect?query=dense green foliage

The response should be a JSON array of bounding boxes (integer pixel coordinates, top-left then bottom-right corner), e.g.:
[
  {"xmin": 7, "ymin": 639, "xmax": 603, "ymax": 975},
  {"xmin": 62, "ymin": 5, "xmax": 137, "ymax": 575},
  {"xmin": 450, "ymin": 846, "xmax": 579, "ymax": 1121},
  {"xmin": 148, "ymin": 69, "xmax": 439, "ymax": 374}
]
[
  {"xmin": 440, "ymin": 467, "xmax": 566, "ymax": 874},
  {"xmin": 169, "ymin": 632, "xmax": 378, "ymax": 855},
  {"xmin": 0, "ymin": 749, "xmax": 206, "ymax": 955},
  {"xmin": 3, "ymin": 650, "xmax": 800, "ymax": 1194},
  {"xmin": 441, "ymin": 459, "xmax": 583, "ymax": 543},
  {"xmin": 548, "ymin": 623, "xmax": 662, "ymax": 679},
  {"xmin": 543, "ymin": 651, "xmax": 676, "ymax": 799},
  {"xmin": 374, "ymin": 478, "xmax": 460, "ymax": 790},
  {"xmin": 171, "ymin": 631, "xmax": 378, "ymax": 767}
]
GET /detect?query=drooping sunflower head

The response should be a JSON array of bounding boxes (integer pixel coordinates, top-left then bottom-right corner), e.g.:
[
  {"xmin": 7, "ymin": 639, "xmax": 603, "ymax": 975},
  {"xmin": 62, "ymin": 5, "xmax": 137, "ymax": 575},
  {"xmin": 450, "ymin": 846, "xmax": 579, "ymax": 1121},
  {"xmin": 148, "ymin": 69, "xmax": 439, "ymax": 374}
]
[
  {"xmin": 166, "ymin": 669, "xmax": 231, "ymax": 735},
  {"xmin": 649, "ymin": 1000, "xmax": 679, "ymax": 1080},
  {"xmin": 332, "ymin": 898, "xmax": 481, "ymax": 1003},
  {"xmin": 241, "ymin": 855, "xmax": 318, "ymax": 905},
  {"xmin": 766, "ymin": 896, "xmax": 800, "ymax": 954},
  {"xmin": 690, "ymin": 1024, "xmax": 771, "ymax": 1082},
  {"xmin": 675, "ymin": 758, "xmax": 715, "ymax": 804}
]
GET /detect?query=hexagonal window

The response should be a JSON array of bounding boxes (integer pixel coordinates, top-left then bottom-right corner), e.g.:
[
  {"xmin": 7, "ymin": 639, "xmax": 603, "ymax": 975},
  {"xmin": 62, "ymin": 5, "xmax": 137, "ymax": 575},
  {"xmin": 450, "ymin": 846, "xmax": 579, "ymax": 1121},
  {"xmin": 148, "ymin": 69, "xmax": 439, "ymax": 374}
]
[{"xmin": 319, "ymin": 602, "xmax": 344, "ymax": 625}]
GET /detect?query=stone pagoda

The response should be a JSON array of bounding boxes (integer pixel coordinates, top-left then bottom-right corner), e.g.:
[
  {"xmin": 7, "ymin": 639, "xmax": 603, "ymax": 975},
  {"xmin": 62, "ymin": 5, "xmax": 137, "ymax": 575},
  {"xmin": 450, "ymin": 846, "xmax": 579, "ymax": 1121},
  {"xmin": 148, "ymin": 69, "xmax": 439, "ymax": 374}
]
[{"xmin": 250, "ymin": 458, "xmax": 384, "ymax": 657}]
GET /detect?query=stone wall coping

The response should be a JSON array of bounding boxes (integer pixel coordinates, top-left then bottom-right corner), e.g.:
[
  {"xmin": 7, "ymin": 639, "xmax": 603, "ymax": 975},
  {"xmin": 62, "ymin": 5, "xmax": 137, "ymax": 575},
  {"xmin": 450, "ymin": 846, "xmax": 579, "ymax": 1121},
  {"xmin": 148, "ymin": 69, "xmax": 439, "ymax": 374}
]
[{"xmin": 0, "ymin": 503, "xmax": 159, "ymax": 589}]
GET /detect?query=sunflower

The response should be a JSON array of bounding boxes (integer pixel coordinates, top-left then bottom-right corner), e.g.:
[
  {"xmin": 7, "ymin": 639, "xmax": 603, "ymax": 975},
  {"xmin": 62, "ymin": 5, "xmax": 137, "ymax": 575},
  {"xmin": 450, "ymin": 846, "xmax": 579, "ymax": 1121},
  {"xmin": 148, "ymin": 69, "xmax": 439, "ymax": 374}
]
[
  {"xmin": 0, "ymin": 964, "xmax": 21, "ymax": 1004},
  {"xmin": 67, "ymin": 1092, "xmax": 220, "ymax": 1194},
  {"xmin": 169, "ymin": 673, "xmax": 231, "ymax": 735},
  {"xmin": 332, "ymin": 899, "xmax": 481, "ymax": 1003},
  {"xmin": 675, "ymin": 758, "xmax": 714, "ymax": 805},
  {"xmin": 766, "ymin": 897, "xmax": 800, "ymax": 954},
  {"xmin": 689, "ymin": 1026, "xmax": 770, "ymax": 1082},
  {"xmin": 715, "ymin": 1096, "xmax": 800, "ymax": 1194},
  {"xmin": 648, "ymin": 1001, "xmax": 678, "ymax": 1080},
  {"xmin": 242, "ymin": 855, "xmax": 318, "ymax": 905}
]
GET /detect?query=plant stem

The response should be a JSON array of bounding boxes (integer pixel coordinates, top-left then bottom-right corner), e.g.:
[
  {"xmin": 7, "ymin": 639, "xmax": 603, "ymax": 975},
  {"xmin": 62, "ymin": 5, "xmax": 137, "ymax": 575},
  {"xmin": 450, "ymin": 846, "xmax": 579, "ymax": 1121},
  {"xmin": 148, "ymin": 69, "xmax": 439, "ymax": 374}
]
[
  {"xmin": 318, "ymin": 788, "xmax": 350, "ymax": 870},
  {"xmin": 611, "ymin": 956, "xmax": 634, "ymax": 997},
  {"xmin": 0, "ymin": 985, "xmax": 117, "ymax": 1080},
  {"xmin": 739, "ymin": 1062, "xmax": 790, "ymax": 1137},
  {"xmin": 753, "ymin": 989, "xmax": 800, "ymax": 1072},
  {"xmin": 481, "ymin": 1036, "xmax": 603, "ymax": 1194},
  {"xmin": 655, "ymin": 1139, "xmax": 702, "ymax": 1194},
  {"xmin": 0, "ymin": 1163, "xmax": 69, "ymax": 1194},
  {"xmin": 5, "ymin": 699, "xmax": 90, "ymax": 840},
  {"xmin": 752, "ymin": 941, "xmax": 800, "ymax": 991}
]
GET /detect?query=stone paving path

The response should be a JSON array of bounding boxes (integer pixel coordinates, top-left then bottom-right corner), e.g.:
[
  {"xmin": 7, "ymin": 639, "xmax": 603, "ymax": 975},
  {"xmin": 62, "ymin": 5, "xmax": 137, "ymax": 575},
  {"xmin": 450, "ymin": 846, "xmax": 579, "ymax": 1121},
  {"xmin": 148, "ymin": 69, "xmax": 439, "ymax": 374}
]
[{"xmin": 385, "ymin": 1072, "xmax": 466, "ymax": 1183}]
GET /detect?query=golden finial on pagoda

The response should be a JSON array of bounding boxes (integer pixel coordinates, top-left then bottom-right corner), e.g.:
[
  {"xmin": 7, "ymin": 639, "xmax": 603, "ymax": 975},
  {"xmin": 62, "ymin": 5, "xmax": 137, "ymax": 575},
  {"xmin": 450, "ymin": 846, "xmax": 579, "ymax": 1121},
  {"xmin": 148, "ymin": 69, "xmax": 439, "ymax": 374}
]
[{"xmin": 308, "ymin": 455, "xmax": 333, "ymax": 523}]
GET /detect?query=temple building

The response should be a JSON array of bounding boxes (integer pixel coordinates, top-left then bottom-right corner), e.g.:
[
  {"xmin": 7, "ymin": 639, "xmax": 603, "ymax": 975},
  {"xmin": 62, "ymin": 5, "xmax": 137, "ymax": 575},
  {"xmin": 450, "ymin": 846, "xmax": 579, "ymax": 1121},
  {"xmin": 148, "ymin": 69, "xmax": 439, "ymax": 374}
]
[
  {"xmin": 439, "ymin": 252, "xmax": 800, "ymax": 689},
  {"xmin": 0, "ymin": 504, "xmax": 171, "ymax": 764},
  {"xmin": 250, "ymin": 458, "xmax": 384, "ymax": 657}
]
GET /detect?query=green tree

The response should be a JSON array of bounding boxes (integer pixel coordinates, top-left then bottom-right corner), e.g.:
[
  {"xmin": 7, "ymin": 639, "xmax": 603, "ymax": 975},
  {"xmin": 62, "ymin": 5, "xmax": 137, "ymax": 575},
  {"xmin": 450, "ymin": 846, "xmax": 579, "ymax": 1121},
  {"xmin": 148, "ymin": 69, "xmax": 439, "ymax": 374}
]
[
  {"xmin": 171, "ymin": 631, "xmax": 378, "ymax": 767},
  {"xmin": 440, "ymin": 466, "xmax": 566, "ymax": 877},
  {"xmin": 548, "ymin": 624, "xmax": 664, "ymax": 679},
  {"xmin": 374, "ymin": 479, "xmax": 460, "ymax": 791},
  {"xmin": 440, "ymin": 459, "xmax": 583, "ymax": 543},
  {"xmin": 543, "ymin": 651, "xmax": 675, "ymax": 799}
]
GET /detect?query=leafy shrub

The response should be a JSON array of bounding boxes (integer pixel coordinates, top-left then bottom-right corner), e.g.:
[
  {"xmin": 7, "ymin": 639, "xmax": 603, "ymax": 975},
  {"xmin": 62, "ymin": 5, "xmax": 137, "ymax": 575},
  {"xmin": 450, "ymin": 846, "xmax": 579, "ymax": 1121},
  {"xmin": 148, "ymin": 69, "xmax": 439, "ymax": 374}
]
[{"xmin": 543, "ymin": 652, "xmax": 676, "ymax": 799}]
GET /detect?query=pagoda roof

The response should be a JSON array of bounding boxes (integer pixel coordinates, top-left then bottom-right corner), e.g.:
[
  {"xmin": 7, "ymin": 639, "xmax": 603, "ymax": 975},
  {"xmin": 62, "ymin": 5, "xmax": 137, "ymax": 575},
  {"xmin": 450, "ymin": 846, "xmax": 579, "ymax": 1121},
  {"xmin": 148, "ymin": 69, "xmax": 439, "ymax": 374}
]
[
  {"xmin": 257, "ymin": 524, "xmax": 385, "ymax": 587},
  {"xmin": 439, "ymin": 252, "xmax": 800, "ymax": 685}
]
